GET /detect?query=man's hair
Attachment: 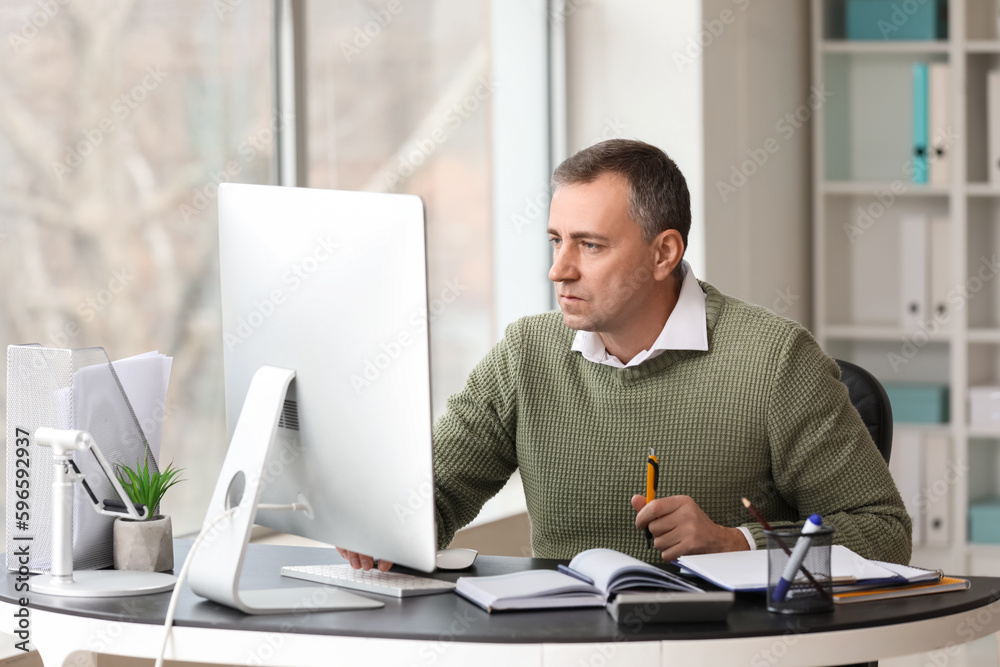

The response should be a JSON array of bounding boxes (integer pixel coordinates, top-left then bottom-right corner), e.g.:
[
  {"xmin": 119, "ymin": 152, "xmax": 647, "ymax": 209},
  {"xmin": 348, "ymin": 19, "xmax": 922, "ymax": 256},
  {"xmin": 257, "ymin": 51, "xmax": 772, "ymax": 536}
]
[{"xmin": 551, "ymin": 139, "xmax": 691, "ymax": 259}]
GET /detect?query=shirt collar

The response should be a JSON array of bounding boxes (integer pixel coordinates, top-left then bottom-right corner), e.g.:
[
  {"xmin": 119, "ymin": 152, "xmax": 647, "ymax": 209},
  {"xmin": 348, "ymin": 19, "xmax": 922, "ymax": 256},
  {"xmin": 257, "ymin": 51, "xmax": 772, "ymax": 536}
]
[{"xmin": 570, "ymin": 260, "xmax": 708, "ymax": 368}]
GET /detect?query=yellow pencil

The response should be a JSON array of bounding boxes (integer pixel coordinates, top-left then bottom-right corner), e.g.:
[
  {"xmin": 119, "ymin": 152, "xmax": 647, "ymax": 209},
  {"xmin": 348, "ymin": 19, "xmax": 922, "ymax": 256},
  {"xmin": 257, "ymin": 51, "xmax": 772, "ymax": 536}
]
[{"xmin": 645, "ymin": 448, "xmax": 658, "ymax": 548}]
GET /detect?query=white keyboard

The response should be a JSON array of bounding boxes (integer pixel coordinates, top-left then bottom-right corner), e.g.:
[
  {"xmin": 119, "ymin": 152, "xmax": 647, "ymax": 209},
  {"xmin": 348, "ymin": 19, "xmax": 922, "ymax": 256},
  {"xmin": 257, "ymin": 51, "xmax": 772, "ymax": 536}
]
[{"xmin": 280, "ymin": 564, "xmax": 456, "ymax": 598}]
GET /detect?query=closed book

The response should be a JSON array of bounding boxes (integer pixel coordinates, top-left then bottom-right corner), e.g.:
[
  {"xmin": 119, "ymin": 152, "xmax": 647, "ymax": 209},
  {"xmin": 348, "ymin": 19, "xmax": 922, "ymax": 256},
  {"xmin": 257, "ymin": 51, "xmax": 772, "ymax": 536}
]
[
  {"xmin": 846, "ymin": 0, "xmax": 945, "ymax": 40},
  {"xmin": 929, "ymin": 216, "xmax": 951, "ymax": 324},
  {"xmin": 989, "ymin": 70, "xmax": 1000, "ymax": 186},
  {"xmin": 834, "ymin": 576, "xmax": 968, "ymax": 604},
  {"xmin": 913, "ymin": 63, "xmax": 929, "ymax": 184},
  {"xmin": 888, "ymin": 429, "xmax": 924, "ymax": 545},
  {"xmin": 923, "ymin": 433, "xmax": 951, "ymax": 547},
  {"xmin": 900, "ymin": 215, "xmax": 929, "ymax": 330},
  {"xmin": 928, "ymin": 63, "xmax": 951, "ymax": 186},
  {"xmin": 455, "ymin": 548, "xmax": 702, "ymax": 612}
]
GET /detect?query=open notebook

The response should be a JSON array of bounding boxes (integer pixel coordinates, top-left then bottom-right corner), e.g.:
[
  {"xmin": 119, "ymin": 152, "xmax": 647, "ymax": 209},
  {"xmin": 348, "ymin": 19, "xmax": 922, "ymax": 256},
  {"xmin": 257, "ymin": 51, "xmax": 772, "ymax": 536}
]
[
  {"xmin": 455, "ymin": 548, "xmax": 702, "ymax": 613},
  {"xmin": 675, "ymin": 545, "xmax": 939, "ymax": 593}
]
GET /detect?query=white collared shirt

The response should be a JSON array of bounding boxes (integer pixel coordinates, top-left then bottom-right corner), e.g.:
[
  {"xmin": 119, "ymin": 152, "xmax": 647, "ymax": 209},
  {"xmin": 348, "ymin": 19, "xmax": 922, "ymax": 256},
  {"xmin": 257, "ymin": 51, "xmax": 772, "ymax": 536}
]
[
  {"xmin": 568, "ymin": 261, "xmax": 757, "ymax": 551},
  {"xmin": 570, "ymin": 260, "xmax": 708, "ymax": 367}
]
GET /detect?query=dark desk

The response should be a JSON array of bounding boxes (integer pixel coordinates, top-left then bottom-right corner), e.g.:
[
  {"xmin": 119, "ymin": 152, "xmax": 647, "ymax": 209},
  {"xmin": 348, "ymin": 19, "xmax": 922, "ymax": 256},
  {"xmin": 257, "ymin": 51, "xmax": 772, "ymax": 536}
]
[{"xmin": 4, "ymin": 541, "xmax": 1000, "ymax": 666}]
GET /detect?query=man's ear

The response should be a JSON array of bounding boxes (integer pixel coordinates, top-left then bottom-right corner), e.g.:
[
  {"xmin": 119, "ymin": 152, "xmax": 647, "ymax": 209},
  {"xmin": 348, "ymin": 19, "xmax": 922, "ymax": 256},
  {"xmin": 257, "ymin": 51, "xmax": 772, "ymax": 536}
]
[{"xmin": 651, "ymin": 229, "xmax": 685, "ymax": 281}]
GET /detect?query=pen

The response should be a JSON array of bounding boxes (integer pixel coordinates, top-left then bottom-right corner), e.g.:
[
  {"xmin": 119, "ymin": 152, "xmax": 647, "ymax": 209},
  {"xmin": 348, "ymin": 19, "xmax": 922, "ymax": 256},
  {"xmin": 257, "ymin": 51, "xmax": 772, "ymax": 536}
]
[
  {"xmin": 557, "ymin": 564, "xmax": 595, "ymax": 585},
  {"xmin": 645, "ymin": 447, "xmax": 658, "ymax": 548},
  {"xmin": 741, "ymin": 497, "xmax": 830, "ymax": 601},
  {"xmin": 772, "ymin": 514, "xmax": 823, "ymax": 602}
]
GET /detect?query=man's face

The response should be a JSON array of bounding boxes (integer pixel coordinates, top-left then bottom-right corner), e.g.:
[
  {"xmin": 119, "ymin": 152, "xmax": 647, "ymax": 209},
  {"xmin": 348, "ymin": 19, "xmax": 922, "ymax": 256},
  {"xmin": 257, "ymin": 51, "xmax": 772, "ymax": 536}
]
[{"xmin": 547, "ymin": 172, "xmax": 661, "ymax": 333}]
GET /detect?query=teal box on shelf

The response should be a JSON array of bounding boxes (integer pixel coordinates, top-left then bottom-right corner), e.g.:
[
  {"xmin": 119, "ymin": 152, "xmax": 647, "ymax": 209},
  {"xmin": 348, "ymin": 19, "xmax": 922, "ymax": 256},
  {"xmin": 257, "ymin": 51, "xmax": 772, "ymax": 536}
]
[
  {"xmin": 970, "ymin": 498, "xmax": 1000, "ymax": 544},
  {"xmin": 846, "ymin": 0, "xmax": 948, "ymax": 40},
  {"xmin": 883, "ymin": 383, "xmax": 949, "ymax": 424}
]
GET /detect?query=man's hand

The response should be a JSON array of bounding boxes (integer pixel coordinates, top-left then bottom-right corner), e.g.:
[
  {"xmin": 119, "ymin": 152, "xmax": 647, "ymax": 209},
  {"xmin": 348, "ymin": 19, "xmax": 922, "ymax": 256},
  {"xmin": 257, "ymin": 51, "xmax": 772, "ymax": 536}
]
[
  {"xmin": 631, "ymin": 494, "xmax": 749, "ymax": 562},
  {"xmin": 335, "ymin": 548, "xmax": 393, "ymax": 571}
]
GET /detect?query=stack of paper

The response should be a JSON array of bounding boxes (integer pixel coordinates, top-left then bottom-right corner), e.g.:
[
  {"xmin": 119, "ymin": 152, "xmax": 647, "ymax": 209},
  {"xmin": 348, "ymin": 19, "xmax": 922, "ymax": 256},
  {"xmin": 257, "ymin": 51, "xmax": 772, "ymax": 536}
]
[{"xmin": 674, "ymin": 545, "xmax": 938, "ymax": 593}]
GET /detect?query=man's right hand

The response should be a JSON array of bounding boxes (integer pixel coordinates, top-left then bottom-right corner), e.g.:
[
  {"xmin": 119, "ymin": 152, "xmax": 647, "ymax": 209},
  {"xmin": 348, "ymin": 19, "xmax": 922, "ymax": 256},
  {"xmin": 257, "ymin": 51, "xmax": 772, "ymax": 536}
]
[{"xmin": 335, "ymin": 547, "xmax": 393, "ymax": 571}]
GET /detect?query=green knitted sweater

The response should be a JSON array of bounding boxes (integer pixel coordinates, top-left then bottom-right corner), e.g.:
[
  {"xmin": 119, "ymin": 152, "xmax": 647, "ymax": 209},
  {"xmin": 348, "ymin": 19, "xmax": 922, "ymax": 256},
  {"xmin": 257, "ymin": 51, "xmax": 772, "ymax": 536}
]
[{"xmin": 432, "ymin": 281, "xmax": 912, "ymax": 565}]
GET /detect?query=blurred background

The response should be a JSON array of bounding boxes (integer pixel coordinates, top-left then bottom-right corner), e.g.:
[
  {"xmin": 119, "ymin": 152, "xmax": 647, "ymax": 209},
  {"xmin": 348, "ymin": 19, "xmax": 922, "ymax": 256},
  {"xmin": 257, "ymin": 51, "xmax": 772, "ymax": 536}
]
[{"xmin": 3, "ymin": 1, "xmax": 1000, "ymax": 661}]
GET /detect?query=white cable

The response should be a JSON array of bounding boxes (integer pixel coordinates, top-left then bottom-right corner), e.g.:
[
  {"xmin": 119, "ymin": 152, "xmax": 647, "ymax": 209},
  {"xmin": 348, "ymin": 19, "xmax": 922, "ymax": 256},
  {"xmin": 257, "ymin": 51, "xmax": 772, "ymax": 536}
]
[{"xmin": 154, "ymin": 502, "xmax": 306, "ymax": 667}]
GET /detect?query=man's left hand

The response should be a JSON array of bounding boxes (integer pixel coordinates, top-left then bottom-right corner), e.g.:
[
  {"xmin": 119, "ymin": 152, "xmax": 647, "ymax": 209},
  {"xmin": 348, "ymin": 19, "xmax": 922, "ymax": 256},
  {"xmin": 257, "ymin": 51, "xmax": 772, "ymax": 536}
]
[{"xmin": 631, "ymin": 494, "xmax": 750, "ymax": 561}]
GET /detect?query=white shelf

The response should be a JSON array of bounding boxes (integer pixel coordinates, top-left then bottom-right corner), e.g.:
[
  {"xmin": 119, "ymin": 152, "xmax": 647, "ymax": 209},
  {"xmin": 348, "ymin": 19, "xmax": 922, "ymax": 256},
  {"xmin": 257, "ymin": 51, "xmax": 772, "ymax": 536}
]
[
  {"xmin": 967, "ymin": 183, "xmax": 1000, "ymax": 197},
  {"xmin": 822, "ymin": 181, "xmax": 950, "ymax": 196},
  {"xmin": 821, "ymin": 40, "xmax": 950, "ymax": 54},
  {"xmin": 967, "ymin": 40, "xmax": 1000, "ymax": 53},
  {"xmin": 967, "ymin": 543, "xmax": 1000, "ymax": 558},
  {"xmin": 814, "ymin": 0, "xmax": 1000, "ymax": 576},
  {"xmin": 968, "ymin": 329, "xmax": 1000, "ymax": 343},
  {"xmin": 823, "ymin": 324, "xmax": 951, "ymax": 342}
]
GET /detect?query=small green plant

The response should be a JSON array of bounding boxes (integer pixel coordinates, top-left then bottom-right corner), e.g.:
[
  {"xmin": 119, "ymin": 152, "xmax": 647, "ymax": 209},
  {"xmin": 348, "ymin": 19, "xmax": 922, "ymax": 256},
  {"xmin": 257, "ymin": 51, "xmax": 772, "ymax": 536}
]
[{"xmin": 115, "ymin": 458, "xmax": 184, "ymax": 520}]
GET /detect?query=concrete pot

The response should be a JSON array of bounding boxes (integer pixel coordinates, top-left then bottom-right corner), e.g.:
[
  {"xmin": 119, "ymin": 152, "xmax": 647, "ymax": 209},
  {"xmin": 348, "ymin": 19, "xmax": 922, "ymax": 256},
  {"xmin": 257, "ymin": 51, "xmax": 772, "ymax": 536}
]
[{"xmin": 113, "ymin": 515, "xmax": 173, "ymax": 572}]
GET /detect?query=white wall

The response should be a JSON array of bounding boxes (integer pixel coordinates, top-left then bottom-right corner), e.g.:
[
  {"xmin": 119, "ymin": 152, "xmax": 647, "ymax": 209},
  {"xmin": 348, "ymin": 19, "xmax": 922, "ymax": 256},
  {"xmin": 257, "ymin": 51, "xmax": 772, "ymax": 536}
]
[
  {"xmin": 565, "ymin": 0, "xmax": 706, "ymax": 278},
  {"xmin": 702, "ymin": 0, "xmax": 812, "ymax": 327},
  {"xmin": 565, "ymin": 0, "xmax": 813, "ymax": 327}
]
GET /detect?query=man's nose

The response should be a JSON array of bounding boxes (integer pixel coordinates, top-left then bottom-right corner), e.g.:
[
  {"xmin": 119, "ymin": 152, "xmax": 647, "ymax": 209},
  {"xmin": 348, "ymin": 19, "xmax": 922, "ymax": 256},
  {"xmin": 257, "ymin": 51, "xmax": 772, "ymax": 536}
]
[{"xmin": 548, "ymin": 247, "xmax": 578, "ymax": 283}]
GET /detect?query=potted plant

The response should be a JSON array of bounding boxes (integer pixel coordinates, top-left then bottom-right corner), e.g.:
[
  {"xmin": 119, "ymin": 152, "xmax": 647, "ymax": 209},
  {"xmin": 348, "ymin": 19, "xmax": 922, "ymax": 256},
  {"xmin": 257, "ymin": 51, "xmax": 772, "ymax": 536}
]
[{"xmin": 112, "ymin": 458, "xmax": 184, "ymax": 572}]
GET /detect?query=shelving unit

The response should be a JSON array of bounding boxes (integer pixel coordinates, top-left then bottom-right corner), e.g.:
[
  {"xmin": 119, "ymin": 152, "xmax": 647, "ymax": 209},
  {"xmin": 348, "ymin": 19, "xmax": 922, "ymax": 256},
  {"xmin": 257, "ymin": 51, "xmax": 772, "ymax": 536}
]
[{"xmin": 813, "ymin": 0, "xmax": 1000, "ymax": 575}]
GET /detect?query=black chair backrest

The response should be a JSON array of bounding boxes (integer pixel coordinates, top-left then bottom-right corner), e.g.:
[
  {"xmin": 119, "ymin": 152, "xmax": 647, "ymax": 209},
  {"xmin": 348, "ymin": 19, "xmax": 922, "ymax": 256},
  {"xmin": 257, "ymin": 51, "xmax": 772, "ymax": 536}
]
[{"xmin": 836, "ymin": 359, "xmax": 893, "ymax": 464}]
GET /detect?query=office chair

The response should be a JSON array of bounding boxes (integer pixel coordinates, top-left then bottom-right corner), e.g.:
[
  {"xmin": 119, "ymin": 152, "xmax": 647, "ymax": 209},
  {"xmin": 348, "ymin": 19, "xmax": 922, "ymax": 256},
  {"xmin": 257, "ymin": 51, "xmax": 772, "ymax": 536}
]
[
  {"xmin": 836, "ymin": 359, "xmax": 893, "ymax": 667},
  {"xmin": 836, "ymin": 359, "xmax": 893, "ymax": 465}
]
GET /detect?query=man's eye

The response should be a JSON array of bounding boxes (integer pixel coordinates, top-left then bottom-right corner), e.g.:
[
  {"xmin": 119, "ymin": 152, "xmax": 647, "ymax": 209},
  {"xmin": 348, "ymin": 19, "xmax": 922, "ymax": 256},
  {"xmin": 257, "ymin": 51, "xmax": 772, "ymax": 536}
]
[
  {"xmin": 549, "ymin": 237, "xmax": 561, "ymax": 247},
  {"xmin": 584, "ymin": 242, "xmax": 599, "ymax": 250}
]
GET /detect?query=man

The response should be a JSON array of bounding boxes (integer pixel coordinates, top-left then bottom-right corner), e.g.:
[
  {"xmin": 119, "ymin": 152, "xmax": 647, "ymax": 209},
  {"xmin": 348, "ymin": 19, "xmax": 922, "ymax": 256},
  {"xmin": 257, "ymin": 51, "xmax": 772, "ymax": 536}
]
[{"xmin": 339, "ymin": 139, "xmax": 911, "ymax": 571}]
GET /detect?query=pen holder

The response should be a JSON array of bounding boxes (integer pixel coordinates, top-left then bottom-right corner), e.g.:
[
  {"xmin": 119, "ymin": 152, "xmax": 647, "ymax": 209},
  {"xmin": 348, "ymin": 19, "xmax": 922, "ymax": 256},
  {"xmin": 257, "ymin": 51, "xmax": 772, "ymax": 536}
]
[{"xmin": 764, "ymin": 526, "xmax": 835, "ymax": 614}]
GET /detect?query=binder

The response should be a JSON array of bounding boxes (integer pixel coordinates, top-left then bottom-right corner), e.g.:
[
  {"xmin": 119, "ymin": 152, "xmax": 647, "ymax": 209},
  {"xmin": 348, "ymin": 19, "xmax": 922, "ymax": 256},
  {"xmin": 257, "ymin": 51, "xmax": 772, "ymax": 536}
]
[
  {"xmin": 912, "ymin": 63, "xmax": 929, "ymax": 184},
  {"xmin": 929, "ymin": 216, "xmax": 950, "ymax": 324},
  {"xmin": 900, "ymin": 215, "xmax": 929, "ymax": 330},
  {"xmin": 888, "ymin": 429, "xmax": 923, "ymax": 546},
  {"xmin": 928, "ymin": 63, "xmax": 951, "ymax": 187},
  {"xmin": 923, "ymin": 433, "xmax": 950, "ymax": 547},
  {"xmin": 989, "ymin": 70, "xmax": 1000, "ymax": 187}
]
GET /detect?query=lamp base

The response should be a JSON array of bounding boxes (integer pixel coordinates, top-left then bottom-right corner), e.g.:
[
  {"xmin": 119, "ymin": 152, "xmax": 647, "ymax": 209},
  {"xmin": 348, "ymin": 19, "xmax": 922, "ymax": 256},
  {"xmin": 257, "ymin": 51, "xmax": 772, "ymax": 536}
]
[{"xmin": 31, "ymin": 570, "xmax": 176, "ymax": 597}]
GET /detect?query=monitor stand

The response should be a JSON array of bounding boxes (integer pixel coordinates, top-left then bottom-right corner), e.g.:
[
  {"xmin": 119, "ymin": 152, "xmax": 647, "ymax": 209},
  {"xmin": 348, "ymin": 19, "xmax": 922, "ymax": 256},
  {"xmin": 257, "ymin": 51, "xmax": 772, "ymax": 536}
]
[{"xmin": 187, "ymin": 366, "xmax": 384, "ymax": 614}]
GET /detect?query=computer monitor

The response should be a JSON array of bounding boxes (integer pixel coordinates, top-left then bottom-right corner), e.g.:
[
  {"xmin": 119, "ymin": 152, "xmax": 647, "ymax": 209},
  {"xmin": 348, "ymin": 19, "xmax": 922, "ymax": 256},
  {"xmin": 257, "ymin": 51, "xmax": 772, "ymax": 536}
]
[{"xmin": 188, "ymin": 183, "xmax": 437, "ymax": 614}]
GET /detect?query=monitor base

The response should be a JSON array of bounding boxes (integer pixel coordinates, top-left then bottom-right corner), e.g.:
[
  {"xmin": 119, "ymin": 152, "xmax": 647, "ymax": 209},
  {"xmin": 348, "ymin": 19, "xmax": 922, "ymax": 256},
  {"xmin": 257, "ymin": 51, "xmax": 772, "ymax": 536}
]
[{"xmin": 31, "ymin": 570, "xmax": 176, "ymax": 597}]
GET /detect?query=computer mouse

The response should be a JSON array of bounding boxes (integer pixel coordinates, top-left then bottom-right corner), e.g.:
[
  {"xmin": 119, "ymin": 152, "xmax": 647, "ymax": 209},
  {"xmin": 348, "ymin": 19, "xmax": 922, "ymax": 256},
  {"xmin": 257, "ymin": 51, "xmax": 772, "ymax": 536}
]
[{"xmin": 436, "ymin": 548, "xmax": 478, "ymax": 570}]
